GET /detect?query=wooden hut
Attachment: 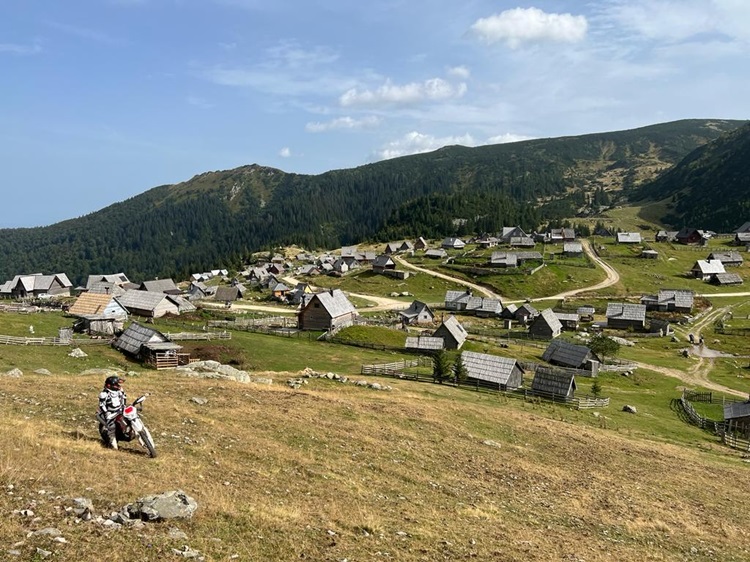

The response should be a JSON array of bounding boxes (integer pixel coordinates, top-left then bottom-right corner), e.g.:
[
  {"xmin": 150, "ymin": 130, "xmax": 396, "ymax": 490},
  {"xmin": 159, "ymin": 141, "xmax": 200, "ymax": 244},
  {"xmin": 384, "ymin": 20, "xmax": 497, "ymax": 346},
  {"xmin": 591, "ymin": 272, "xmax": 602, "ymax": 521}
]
[
  {"xmin": 113, "ymin": 322, "xmax": 189, "ymax": 370},
  {"xmin": 461, "ymin": 351, "xmax": 524, "ymax": 391},
  {"xmin": 531, "ymin": 368, "xmax": 577, "ymax": 400},
  {"xmin": 297, "ymin": 289, "xmax": 358, "ymax": 332},
  {"xmin": 542, "ymin": 339, "xmax": 600, "ymax": 375},
  {"xmin": 399, "ymin": 301, "xmax": 435, "ymax": 325},
  {"xmin": 724, "ymin": 401, "xmax": 750, "ymax": 439},
  {"xmin": 528, "ymin": 308, "xmax": 562, "ymax": 339},
  {"xmin": 116, "ymin": 290, "xmax": 181, "ymax": 318},
  {"xmin": 433, "ymin": 316, "xmax": 467, "ymax": 350}
]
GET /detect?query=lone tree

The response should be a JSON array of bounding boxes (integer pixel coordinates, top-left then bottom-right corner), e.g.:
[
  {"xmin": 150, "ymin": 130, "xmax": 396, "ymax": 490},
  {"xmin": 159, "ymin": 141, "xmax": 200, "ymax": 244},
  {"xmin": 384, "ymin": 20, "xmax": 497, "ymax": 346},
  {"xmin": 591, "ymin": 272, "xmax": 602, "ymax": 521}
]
[
  {"xmin": 453, "ymin": 353, "xmax": 468, "ymax": 385},
  {"xmin": 588, "ymin": 334, "xmax": 620, "ymax": 364},
  {"xmin": 432, "ymin": 349, "xmax": 452, "ymax": 384},
  {"xmin": 590, "ymin": 378, "xmax": 602, "ymax": 398}
]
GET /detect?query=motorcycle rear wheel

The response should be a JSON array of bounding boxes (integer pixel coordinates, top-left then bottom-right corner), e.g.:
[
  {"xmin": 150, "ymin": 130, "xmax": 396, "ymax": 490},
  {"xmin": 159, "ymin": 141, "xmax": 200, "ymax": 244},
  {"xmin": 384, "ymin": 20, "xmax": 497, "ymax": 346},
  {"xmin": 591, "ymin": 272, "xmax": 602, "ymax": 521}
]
[{"xmin": 139, "ymin": 428, "xmax": 157, "ymax": 458}]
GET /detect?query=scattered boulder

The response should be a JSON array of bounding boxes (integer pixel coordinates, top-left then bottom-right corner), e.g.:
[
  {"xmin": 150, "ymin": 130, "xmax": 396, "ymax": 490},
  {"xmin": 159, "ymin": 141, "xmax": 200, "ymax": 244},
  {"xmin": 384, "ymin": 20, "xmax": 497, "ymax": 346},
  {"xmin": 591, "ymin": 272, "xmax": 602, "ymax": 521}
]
[
  {"xmin": 126, "ymin": 490, "xmax": 198, "ymax": 521},
  {"xmin": 610, "ymin": 337, "xmax": 635, "ymax": 347},
  {"xmin": 176, "ymin": 361, "xmax": 250, "ymax": 384},
  {"xmin": 190, "ymin": 397, "xmax": 208, "ymax": 405},
  {"xmin": 31, "ymin": 528, "xmax": 62, "ymax": 538},
  {"xmin": 622, "ymin": 405, "xmax": 638, "ymax": 414},
  {"xmin": 79, "ymin": 368, "xmax": 123, "ymax": 378},
  {"xmin": 482, "ymin": 439, "xmax": 501, "ymax": 448},
  {"xmin": 171, "ymin": 545, "xmax": 203, "ymax": 559},
  {"xmin": 3, "ymin": 368, "xmax": 23, "ymax": 378},
  {"xmin": 33, "ymin": 368, "xmax": 52, "ymax": 376},
  {"xmin": 70, "ymin": 497, "xmax": 93, "ymax": 520},
  {"xmin": 68, "ymin": 348, "xmax": 88, "ymax": 358}
]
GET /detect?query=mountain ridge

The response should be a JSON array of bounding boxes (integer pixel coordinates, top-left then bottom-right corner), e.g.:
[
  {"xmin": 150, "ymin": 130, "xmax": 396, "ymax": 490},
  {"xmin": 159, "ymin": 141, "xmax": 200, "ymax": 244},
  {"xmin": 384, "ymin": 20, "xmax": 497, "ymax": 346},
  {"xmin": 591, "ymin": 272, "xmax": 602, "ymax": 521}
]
[{"xmin": 0, "ymin": 118, "xmax": 744, "ymax": 284}]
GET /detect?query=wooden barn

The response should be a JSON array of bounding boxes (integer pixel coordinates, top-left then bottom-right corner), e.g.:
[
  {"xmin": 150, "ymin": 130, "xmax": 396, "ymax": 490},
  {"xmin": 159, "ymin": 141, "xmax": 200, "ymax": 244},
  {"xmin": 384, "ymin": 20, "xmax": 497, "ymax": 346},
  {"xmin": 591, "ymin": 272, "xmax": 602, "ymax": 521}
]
[
  {"xmin": 115, "ymin": 290, "xmax": 181, "ymax": 318},
  {"xmin": 113, "ymin": 322, "xmax": 189, "ymax": 370},
  {"xmin": 372, "ymin": 255, "xmax": 397, "ymax": 274},
  {"xmin": 606, "ymin": 303, "xmax": 646, "ymax": 331},
  {"xmin": 433, "ymin": 315, "xmax": 468, "ymax": 350},
  {"xmin": 563, "ymin": 242, "xmax": 583, "ymax": 257},
  {"xmin": 5, "ymin": 273, "xmax": 73, "ymax": 299},
  {"xmin": 676, "ymin": 227, "xmax": 707, "ymax": 246},
  {"xmin": 640, "ymin": 289, "xmax": 694, "ymax": 313},
  {"xmin": 724, "ymin": 401, "xmax": 750, "ymax": 438},
  {"xmin": 514, "ymin": 303, "xmax": 539, "ymax": 324},
  {"xmin": 297, "ymin": 289, "xmax": 358, "ymax": 332},
  {"xmin": 405, "ymin": 336, "xmax": 444, "ymax": 351},
  {"xmin": 399, "ymin": 301, "xmax": 435, "ymax": 325},
  {"xmin": 68, "ymin": 292, "xmax": 129, "ymax": 336},
  {"xmin": 555, "ymin": 312, "xmax": 580, "ymax": 331},
  {"xmin": 444, "ymin": 290, "xmax": 472, "ymax": 311},
  {"xmin": 542, "ymin": 339, "xmax": 600, "ymax": 375},
  {"xmin": 528, "ymin": 308, "xmax": 563, "ymax": 339},
  {"xmin": 708, "ymin": 251, "xmax": 743, "ymax": 267},
  {"xmin": 691, "ymin": 259, "xmax": 725, "ymax": 281},
  {"xmin": 531, "ymin": 368, "xmax": 577, "ymax": 400},
  {"xmin": 460, "ymin": 351, "xmax": 524, "ymax": 391}
]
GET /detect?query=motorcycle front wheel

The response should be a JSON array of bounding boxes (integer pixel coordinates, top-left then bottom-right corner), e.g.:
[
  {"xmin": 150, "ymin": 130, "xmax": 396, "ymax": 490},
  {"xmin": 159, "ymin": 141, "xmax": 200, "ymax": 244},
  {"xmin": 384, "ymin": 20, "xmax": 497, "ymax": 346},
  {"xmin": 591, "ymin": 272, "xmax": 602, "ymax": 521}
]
[{"xmin": 138, "ymin": 428, "xmax": 157, "ymax": 458}]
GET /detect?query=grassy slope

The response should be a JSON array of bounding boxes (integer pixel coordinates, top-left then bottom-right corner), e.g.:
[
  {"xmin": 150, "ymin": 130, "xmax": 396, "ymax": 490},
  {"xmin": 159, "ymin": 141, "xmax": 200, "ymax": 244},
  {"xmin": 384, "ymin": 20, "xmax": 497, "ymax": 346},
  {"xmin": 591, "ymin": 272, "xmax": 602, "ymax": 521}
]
[{"xmin": 2, "ymin": 368, "xmax": 750, "ymax": 562}]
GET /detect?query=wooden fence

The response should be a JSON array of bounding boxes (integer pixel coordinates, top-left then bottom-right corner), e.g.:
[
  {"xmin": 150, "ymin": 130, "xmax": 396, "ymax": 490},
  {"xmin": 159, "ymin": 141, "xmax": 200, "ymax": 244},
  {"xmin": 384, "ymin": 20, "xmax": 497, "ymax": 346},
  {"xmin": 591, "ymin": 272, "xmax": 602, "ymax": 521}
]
[
  {"xmin": 165, "ymin": 331, "xmax": 232, "ymax": 342},
  {"xmin": 359, "ymin": 358, "xmax": 610, "ymax": 410},
  {"xmin": 0, "ymin": 334, "xmax": 111, "ymax": 346},
  {"xmin": 679, "ymin": 391, "xmax": 725, "ymax": 433}
]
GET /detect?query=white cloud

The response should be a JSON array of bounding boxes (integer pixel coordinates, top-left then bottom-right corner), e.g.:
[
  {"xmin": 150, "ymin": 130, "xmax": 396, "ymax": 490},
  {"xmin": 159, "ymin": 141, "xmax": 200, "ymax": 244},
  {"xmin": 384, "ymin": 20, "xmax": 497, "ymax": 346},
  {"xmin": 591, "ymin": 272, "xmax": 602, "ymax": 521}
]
[
  {"xmin": 487, "ymin": 132, "xmax": 535, "ymax": 144},
  {"xmin": 470, "ymin": 7, "xmax": 588, "ymax": 48},
  {"xmin": 0, "ymin": 42, "xmax": 42, "ymax": 55},
  {"xmin": 340, "ymin": 78, "xmax": 467, "ymax": 107},
  {"xmin": 447, "ymin": 65, "xmax": 470, "ymax": 79},
  {"xmin": 279, "ymin": 147, "xmax": 291, "ymax": 158},
  {"xmin": 375, "ymin": 130, "xmax": 536, "ymax": 160},
  {"xmin": 305, "ymin": 116, "xmax": 381, "ymax": 133},
  {"xmin": 597, "ymin": 0, "xmax": 750, "ymax": 42},
  {"xmin": 202, "ymin": 41, "xmax": 355, "ymax": 97}
]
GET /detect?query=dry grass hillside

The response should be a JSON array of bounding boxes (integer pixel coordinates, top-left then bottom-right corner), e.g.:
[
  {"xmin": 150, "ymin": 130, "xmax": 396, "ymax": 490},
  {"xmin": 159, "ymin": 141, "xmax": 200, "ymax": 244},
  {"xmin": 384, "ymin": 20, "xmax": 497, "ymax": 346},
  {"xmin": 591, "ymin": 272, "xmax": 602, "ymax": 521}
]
[{"xmin": 2, "ymin": 370, "xmax": 750, "ymax": 561}]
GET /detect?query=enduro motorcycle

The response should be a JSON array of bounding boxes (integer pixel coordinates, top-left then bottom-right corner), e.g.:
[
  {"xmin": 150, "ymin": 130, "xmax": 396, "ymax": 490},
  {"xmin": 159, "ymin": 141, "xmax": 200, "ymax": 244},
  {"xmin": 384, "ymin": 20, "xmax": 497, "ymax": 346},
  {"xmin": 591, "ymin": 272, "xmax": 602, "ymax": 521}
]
[{"xmin": 98, "ymin": 395, "xmax": 157, "ymax": 458}]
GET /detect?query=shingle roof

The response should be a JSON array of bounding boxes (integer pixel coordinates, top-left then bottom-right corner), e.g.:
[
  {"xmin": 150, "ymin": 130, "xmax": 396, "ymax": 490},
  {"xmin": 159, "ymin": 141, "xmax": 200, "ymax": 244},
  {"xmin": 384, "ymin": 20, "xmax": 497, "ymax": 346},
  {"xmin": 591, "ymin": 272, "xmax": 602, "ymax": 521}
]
[
  {"xmin": 405, "ymin": 336, "xmax": 444, "ymax": 350},
  {"xmin": 309, "ymin": 289, "xmax": 357, "ymax": 318},
  {"xmin": 563, "ymin": 242, "xmax": 583, "ymax": 253},
  {"xmin": 86, "ymin": 273, "xmax": 129, "ymax": 289},
  {"xmin": 693, "ymin": 260, "xmax": 726, "ymax": 275},
  {"xmin": 140, "ymin": 279, "xmax": 180, "ymax": 293},
  {"xmin": 445, "ymin": 290, "xmax": 472, "ymax": 304},
  {"xmin": 373, "ymin": 255, "xmax": 395, "ymax": 268},
  {"xmin": 605, "ymin": 303, "xmax": 646, "ymax": 321},
  {"xmin": 658, "ymin": 289, "xmax": 694, "ymax": 309},
  {"xmin": 541, "ymin": 339, "xmax": 595, "ymax": 368},
  {"xmin": 214, "ymin": 286, "xmax": 240, "ymax": 301},
  {"xmin": 577, "ymin": 306, "xmax": 595, "ymax": 316},
  {"xmin": 531, "ymin": 369, "xmax": 577, "ymax": 396},
  {"xmin": 724, "ymin": 401, "xmax": 750, "ymax": 420},
  {"xmin": 400, "ymin": 301, "xmax": 432, "ymax": 320},
  {"xmin": 489, "ymin": 253, "xmax": 518, "ymax": 267},
  {"xmin": 713, "ymin": 273, "xmax": 743, "ymax": 285},
  {"xmin": 708, "ymin": 251, "xmax": 743, "ymax": 264},
  {"xmin": 425, "ymin": 249, "xmax": 447, "ymax": 258},
  {"xmin": 114, "ymin": 322, "xmax": 170, "ymax": 356},
  {"xmin": 117, "ymin": 290, "xmax": 176, "ymax": 312},
  {"xmin": 534, "ymin": 308, "xmax": 563, "ymax": 332},
  {"xmin": 461, "ymin": 351, "xmax": 523, "ymax": 386},
  {"xmin": 617, "ymin": 232, "xmax": 642, "ymax": 243},
  {"xmin": 434, "ymin": 315, "xmax": 467, "ymax": 347},
  {"xmin": 69, "ymin": 293, "xmax": 119, "ymax": 317}
]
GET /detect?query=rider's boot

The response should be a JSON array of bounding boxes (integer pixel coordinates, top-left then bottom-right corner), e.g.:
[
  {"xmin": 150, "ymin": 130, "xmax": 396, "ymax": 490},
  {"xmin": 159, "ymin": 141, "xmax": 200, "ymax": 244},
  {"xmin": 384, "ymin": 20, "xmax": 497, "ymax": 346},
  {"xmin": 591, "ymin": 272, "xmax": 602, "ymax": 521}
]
[{"xmin": 110, "ymin": 438, "xmax": 118, "ymax": 450}]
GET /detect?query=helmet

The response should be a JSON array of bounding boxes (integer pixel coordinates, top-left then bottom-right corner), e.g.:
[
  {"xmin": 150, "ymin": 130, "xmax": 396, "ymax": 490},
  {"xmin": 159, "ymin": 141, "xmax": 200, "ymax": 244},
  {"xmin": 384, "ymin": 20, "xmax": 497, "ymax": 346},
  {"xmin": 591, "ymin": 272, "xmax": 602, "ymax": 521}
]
[{"xmin": 104, "ymin": 376, "xmax": 123, "ymax": 391}]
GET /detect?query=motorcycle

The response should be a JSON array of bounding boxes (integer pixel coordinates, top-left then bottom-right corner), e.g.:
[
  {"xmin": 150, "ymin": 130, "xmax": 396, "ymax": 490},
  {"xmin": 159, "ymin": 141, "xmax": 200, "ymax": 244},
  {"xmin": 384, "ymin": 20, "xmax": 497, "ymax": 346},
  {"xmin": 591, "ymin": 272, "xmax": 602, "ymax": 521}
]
[{"xmin": 98, "ymin": 395, "xmax": 157, "ymax": 458}]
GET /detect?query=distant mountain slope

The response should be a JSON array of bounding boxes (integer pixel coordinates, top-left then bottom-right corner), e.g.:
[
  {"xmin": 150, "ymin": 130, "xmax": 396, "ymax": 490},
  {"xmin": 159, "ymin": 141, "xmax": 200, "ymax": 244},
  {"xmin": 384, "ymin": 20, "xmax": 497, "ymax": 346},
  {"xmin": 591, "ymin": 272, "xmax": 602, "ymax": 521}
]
[
  {"xmin": 633, "ymin": 122, "xmax": 750, "ymax": 231},
  {"xmin": 0, "ymin": 119, "xmax": 743, "ymax": 284}
]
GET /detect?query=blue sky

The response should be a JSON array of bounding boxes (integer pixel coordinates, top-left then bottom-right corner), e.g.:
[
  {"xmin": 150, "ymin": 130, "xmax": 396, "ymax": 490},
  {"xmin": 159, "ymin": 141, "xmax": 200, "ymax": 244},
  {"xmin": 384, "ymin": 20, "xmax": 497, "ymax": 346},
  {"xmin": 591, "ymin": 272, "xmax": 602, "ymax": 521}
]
[{"xmin": 1, "ymin": 0, "xmax": 749, "ymax": 227}]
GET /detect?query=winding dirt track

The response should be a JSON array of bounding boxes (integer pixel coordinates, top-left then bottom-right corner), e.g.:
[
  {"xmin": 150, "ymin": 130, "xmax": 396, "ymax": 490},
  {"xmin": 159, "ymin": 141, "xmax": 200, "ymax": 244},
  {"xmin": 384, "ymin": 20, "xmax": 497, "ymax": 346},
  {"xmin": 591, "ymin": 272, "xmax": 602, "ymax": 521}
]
[
  {"xmin": 393, "ymin": 255, "xmax": 503, "ymax": 300},
  {"xmin": 530, "ymin": 239, "xmax": 620, "ymax": 303}
]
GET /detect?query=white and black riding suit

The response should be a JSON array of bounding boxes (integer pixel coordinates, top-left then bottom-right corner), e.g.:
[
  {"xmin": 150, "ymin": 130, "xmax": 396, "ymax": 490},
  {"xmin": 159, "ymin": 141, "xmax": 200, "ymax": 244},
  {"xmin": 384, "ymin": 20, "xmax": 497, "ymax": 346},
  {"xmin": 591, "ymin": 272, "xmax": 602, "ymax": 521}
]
[{"xmin": 98, "ymin": 388, "xmax": 127, "ymax": 446}]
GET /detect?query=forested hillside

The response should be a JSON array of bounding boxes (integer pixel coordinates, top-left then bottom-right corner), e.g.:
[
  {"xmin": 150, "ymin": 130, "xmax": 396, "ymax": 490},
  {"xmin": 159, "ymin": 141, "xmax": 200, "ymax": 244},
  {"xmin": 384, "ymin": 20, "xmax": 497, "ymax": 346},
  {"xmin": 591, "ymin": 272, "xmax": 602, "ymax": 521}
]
[
  {"xmin": 633, "ymin": 122, "xmax": 750, "ymax": 231},
  {"xmin": 0, "ymin": 119, "xmax": 742, "ymax": 284}
]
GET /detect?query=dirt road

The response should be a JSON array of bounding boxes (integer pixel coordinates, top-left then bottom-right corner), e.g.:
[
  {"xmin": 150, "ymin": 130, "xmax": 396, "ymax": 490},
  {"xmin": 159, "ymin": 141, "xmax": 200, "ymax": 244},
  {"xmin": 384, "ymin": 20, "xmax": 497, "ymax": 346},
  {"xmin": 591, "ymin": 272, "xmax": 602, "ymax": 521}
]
[
  {"xmin": 393, "ymin": 255, "xmax": 503, "ymax": 300},
  {"xmin": 530, "ymin": 239, "xmax": 620, "ymax": 303}
]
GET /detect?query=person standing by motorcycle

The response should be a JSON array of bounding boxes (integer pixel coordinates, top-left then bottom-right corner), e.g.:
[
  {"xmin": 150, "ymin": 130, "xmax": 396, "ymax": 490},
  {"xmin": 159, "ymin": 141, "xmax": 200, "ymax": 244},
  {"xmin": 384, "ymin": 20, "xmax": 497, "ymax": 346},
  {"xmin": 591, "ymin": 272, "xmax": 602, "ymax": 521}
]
[{"xmin": 98, "ymin": 376, "xmax": 127, "ymax": 450}]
